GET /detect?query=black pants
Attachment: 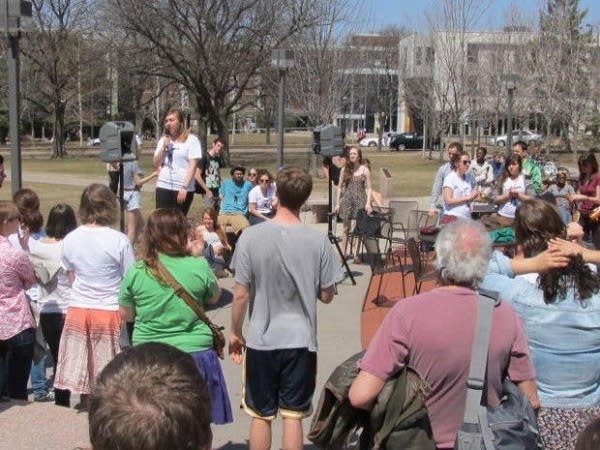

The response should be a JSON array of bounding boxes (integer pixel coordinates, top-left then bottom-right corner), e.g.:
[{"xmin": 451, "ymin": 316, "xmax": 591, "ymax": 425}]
[
  {"xmin": 40, "ymin": 313, "xmax": 70, "ymax": 407},
  {"xmin": 0, "ymin": 328, "xmax": 35, "ymax": 400},
  {"xmin": 155, "ymin": 187, "xmax": 194, "ymax": 215},
  {"xmin": 108, "ymin": 171, "xmax": 119, "ymax": 194}
]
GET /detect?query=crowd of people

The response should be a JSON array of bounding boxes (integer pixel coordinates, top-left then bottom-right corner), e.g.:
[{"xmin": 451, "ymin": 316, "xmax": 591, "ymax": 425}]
[{"xmin": 3, "ymin": 110, "xmax": 600, "ymax": 450}]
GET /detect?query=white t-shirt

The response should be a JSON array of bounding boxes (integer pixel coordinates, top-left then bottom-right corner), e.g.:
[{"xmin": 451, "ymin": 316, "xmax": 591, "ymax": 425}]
[
  {"xmin": 154, "ymin": 134, "xmax": 202, "ymax": 191},
  {"xmin": 443, "ymin": 171, "xmax": 476, "ymax": 218},
  {"xmin": 61, "ymin": 225, "xmax": 135, "ymax": 311},
  {"xmin": 29, "ymin": 240, "xmax": 73, "ymax": 314},
  {"xmin": 497, "ymin": 175, "xmax": 526, "ymax": 219},
  {"xmin": 9, "ymin": 230, "xmax": 45, "ymax": 303},
  {"xmin": 248, "ymin": 184, "xmax": 277, "ymax": 214}
]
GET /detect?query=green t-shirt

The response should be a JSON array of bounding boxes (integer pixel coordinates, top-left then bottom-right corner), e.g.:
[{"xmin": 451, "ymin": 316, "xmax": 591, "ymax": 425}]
[{"xmin": 119, "ymin": 254, "xmax": 218, "ymax": 353}]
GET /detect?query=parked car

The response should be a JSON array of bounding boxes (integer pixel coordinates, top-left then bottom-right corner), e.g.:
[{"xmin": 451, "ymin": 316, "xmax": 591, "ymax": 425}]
[
  {"xmin": 488, "ymin": 129, "xmax": 542, "ymax": 147},
  {"xmin": 359, "ymin": 133, "xmax": 395, "ymax": 148},
  {"xmin": 389, "ymin": 133, "xmax": 435, "ymax": 151}
]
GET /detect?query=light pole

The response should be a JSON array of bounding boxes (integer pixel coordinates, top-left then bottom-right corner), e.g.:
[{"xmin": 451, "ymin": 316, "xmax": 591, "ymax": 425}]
[
  {"xmin": 271, "ymin": 49, "xmax": 294, "ymax": 169},
  {"xmin": 1, "ymin": 0, "xmax": 32, "ymax": 194},
  {"xmin": 502, "ymin": 73, "xmax": 521, "ymax": 157}
]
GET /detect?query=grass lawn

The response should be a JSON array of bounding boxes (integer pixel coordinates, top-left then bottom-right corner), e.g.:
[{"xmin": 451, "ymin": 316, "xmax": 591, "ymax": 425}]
[{"xmin": 0, "ymin": 141, "xmax": 580, "ymax": 225}]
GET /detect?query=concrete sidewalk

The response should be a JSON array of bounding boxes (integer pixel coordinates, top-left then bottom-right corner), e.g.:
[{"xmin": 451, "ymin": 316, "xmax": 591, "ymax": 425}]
[{"xmin": 0, "ymin": 222, "xmax": 375, "ymax": 450}]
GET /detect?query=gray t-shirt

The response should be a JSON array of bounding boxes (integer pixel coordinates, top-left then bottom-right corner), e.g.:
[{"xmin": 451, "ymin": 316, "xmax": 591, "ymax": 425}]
[{"xmin": 231, "ymin": 221, "xmax": 344, "ymax": 352}]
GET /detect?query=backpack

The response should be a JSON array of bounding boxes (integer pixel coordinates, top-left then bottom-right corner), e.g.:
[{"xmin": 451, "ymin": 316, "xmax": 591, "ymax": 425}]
[{"xmin": 454, "ymin": 290, "xmax": 542, "ymax": 450}]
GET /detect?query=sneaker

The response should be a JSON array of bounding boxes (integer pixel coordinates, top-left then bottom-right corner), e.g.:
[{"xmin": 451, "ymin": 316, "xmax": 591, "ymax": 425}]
[{"xmin": 33, "ymin": 392, "xmax": 55, "ymax": 402}]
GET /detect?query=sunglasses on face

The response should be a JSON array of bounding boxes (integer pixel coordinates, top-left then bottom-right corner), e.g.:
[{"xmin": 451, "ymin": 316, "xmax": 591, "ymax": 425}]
[
  {"xmin": 248, "ymin": 173, "xmax": 257, "ymax": 177},
  {"xmin": 259, "ymin": 178, "xmax": 270, "ymax": 183},
  {"xmin": 461, "ymin": 160, "xmax": 471, "ymax": 166}
]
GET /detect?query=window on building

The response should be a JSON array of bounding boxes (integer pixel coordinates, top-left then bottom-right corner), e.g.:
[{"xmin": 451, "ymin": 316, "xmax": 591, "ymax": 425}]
[
  {"xmin": 425, "ymin": 47, "xmax": 435, "ymax": 64},
  {"xmin": 467, "ymin": 43, "xmax": 478, "ymax": 63},
  {"xmin": 415, "ymin": 47, "xmax": 422, "ymax": 66}
]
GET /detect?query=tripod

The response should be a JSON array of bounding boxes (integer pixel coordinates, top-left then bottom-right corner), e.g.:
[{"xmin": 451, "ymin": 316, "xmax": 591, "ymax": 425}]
[{"xmin": 327, "ymin": 173, "xmax": 356, "ymax": 285}]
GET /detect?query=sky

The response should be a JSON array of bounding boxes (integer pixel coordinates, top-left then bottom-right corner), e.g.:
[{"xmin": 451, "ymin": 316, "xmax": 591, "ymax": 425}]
[{"xmin": 362, "ymin": 0, "xmax": 600, "ymax": 33}]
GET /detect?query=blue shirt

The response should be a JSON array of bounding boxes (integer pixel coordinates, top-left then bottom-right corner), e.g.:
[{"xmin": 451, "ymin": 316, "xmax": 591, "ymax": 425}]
[
  {"xmin": 219, "ymin": 179, "xmax": 253, "ymax": 214},
  {"xmin": 481, "ymin": 251, "xmax": 600, "ymax": 408}
]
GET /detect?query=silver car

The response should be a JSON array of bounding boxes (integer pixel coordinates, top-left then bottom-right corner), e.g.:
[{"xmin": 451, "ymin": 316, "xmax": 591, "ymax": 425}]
[{"xmin": 488, "ymin": 129, "xmax": 542, "ymax": 147}]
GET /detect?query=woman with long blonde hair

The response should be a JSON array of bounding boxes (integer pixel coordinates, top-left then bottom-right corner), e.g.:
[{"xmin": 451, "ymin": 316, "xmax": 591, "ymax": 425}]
[{"xmin": 153, "ymin": 107, "xmax": 203, "ymax": 215}]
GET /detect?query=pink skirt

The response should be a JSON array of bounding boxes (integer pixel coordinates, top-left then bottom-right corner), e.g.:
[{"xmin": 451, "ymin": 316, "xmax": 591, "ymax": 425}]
[{"xmin": 53, "ymin": 307, "xmax": 121, "ymax": 395}]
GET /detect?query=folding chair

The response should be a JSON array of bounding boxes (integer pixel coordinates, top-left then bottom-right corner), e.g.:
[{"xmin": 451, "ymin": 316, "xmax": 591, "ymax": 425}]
[{"xmin": 406, "ymin": 237, "xmax": 437, "ymax": 294}]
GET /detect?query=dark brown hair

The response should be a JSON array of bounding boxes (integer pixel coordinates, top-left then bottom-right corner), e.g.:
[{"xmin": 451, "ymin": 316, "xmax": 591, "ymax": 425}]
[
  {"xmin": 276, "ymin": 166, "xmax": 312, "ymax": 210},
  {"xmin": 578, "ymin": 151, "xmax": 599, "ymax": 184},
  {"xmin": 515, "ymin": 199, "xmax": 600, "ymax": 304},
  {"xmin": 45, "ymin": 203, "xmax": 77, "ymax": 239},
  {"xmin": 13, "ymin": 188, "xmax": 43, "ymax": 233},
  {"xmin": 498, "ymin": 153, "xmax": 523, "ymax": 187},
  {"xmin": 89, "ymin": 342, "xmax": 212, "ymax": 450},
  {"xmin": 575, "ymin": 417, "xmax": 600, "ymax": 450},
  {"xmin": 79, "ymin": 184, "xmax": 118, "ymax": 226}
]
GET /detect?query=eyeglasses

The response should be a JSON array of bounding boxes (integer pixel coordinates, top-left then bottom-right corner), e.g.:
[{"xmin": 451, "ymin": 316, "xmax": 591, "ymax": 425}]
[
  {"xmin": 461, "ymin": 160, "xmax": 471, "ymax": 165},
  {"xmin": 259, "ymin": 179, "xmax": 270, "ymax": 183}
]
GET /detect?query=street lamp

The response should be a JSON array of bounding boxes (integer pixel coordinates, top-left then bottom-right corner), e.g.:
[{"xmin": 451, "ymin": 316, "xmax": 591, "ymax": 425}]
[
  {"xmin": 271, "ymin": 49, "xmax": 294, "ymax": 169},
  {"xmin": 1, "ymin": 0, "xmax": 32, "ymax": 194},
  {"xmin": 501, "ymin": 73, "xmax": 521, "ymax": 157}
]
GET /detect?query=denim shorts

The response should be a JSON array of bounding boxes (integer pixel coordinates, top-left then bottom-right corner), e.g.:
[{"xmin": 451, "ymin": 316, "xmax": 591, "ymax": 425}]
[
  {"xmin": 242, "ymin": 347, "xmax": 316, "ymax": 420},
  {"xmin": 123, "ymin": 190, "xmax": 141, "ymax": 211}
]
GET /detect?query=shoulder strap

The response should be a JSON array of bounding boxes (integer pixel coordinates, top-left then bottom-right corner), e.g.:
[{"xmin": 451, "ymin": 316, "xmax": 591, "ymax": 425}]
[
  {"xmin": 155, "ymin": 259, "xmax": 214, "ymax": 327},
  {"xmin": 462, "ymin": 289, "xmax": 500, "ymax": 425}
]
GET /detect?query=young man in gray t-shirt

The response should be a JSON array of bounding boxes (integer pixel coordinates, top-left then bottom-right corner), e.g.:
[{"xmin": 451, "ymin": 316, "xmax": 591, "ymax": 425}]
[{"xmin": 230, "ymin": 166, "xmax": 344, "ymax": 450}]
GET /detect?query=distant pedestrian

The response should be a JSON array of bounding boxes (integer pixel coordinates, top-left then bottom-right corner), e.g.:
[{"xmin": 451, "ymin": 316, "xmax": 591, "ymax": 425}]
[
  {"xmin": 153, "ymin": 107, "xmax": 202, "ymax": 215},
  {"xmin": 229, "ymin": 166, "xmax": 344, "ymax": 450}
]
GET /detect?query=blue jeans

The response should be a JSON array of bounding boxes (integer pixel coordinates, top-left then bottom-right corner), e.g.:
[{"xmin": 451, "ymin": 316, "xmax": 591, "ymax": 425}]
[
  {"xmin": 30, "ymin": 353, "xmax": 49, "ymax": 397},
  {"xmin": 0, "ymin": 328, "xmax": 35, "ymax": 400}
]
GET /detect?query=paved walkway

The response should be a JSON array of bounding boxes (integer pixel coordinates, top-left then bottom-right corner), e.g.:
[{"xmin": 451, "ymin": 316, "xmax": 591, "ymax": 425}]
[{"xmin": 0, "ymin": 221, "xmax": 376, "ymax": 450}]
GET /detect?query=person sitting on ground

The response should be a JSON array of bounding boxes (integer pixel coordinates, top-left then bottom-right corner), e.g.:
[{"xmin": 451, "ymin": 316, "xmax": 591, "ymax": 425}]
[
  {"xmin": 428, "ymin": 142, "xmax": 462, "ymax": 217},
  {"xmin": 441, "ymin": 151, "xmax": 479, "ymax": 223},
  {"xmin": 195, "ymin": 206, "xmax": 232, "ymax": 278},
  {"xmin": 119, "ymin": 208, "xmax": 232, "ymax": 425},
  {"xmin": 548, "ymin": 171, "xmax": 575, "ymax": 224},
  {"xmin": 349, "ymin": 218, "xmax": 539, "ymax": 450},
  {"xmin": 470, "ymin": 146, "xmax": 494, "ymax": 197},
  {"xmin": 89, "ymin": 342, "xmax": 213, "ymax": 450},
  {"xmin": 512, "ymin": 140, "xmax": 542, "ymax": 195},
  {"xmin": 248, "ymin": 169, "xmax": 278, "ymax": 225},
  {"xmin": 247, "ymin": 167, "xmax": 258, "ymax": 186},
  {"xmin": 481, "ymin": 153, "xmax": 531, "ymax": 231},
  {"xmin": 481, "ymin": 198, "xmax": 600, "ymax": 450},
  {"xmin": 217, "ymin": 165, "xmax": 253, "ymax": 239}
]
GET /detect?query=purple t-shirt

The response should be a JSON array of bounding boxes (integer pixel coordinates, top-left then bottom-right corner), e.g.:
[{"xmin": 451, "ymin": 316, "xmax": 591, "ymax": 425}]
[{"xmin": 359, "ymin": 286, "xmax": 535, "ymax": 449}]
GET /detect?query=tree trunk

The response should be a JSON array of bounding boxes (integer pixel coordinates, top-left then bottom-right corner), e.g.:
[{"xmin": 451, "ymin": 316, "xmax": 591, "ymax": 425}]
[{"xmin": 52, "ymin": 102, "xmax": 67, "ymax": 158}]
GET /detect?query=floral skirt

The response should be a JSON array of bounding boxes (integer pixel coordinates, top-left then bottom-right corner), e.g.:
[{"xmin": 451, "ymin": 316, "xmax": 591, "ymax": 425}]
[{"xmin": 537, "ymin": 405, "xmax": 600, "ymax": 450}]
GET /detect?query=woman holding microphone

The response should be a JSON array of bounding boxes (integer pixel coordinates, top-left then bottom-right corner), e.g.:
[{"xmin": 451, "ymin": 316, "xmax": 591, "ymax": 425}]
[{"xmin": 153, "ymin": 107, "xmax": 203, "ymax": 215}]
